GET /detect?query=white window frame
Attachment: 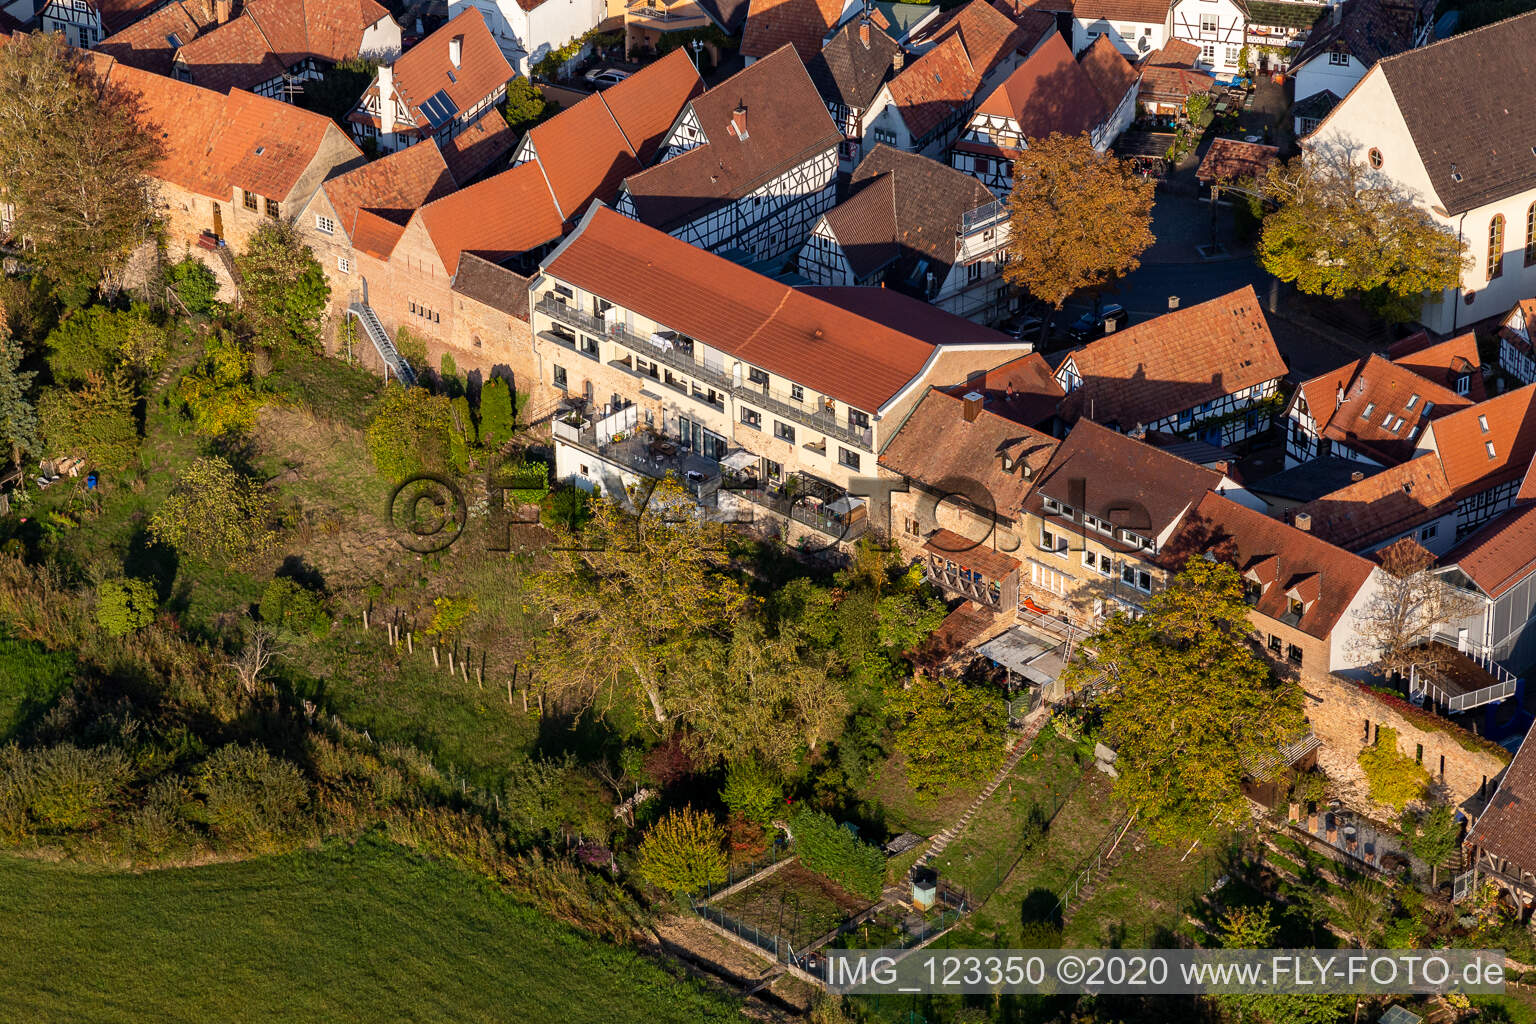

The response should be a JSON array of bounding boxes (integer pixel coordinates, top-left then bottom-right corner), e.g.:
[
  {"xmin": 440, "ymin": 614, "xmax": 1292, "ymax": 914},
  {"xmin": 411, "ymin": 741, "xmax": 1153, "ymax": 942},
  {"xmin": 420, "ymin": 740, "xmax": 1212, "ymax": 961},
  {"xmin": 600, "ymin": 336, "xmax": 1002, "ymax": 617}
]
[
  {"xmin": 315, "ymin": 214, "xmax": 336, "ymax": 235},
  {"xmin": 337, "ymin": 255, "xmax": 352, "ymax": 274}
]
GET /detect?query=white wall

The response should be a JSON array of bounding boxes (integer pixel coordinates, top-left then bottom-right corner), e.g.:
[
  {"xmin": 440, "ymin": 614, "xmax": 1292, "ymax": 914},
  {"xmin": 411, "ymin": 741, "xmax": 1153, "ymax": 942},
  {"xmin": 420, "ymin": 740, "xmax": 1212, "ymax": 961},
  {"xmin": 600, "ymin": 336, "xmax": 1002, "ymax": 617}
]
[
  {"xmin": 1072, "ymin": 17, "xmax": 1165, "ymax": 58},
  {"xmin": 361, "ymin": 16, "xmax": 404, "ymax": 59},
  {"xmin": 1330, "ymin": 566, "xmax": 1389, "ymax": 672},
  {"xmin": 1293, "ymin": 52, "xmax": 1365, "ymax": 103},
  {"xmin": 449, "ymin": 0, "xmax": 603, "ymax": 75}
]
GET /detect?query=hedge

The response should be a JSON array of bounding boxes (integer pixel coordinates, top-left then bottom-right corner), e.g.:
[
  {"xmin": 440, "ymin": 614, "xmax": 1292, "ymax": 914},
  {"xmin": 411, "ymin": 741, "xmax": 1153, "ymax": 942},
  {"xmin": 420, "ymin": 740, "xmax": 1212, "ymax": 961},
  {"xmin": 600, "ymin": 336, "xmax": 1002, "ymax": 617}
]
[{"xmin": 789, "ymin": 808, "xmax": 883, "ymax": 901}]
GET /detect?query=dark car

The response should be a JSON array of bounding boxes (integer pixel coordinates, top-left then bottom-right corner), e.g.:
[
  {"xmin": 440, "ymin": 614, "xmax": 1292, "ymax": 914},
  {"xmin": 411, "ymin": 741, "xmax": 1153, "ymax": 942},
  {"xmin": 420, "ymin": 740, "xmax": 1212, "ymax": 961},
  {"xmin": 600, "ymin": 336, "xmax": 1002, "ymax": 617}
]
[{"xmin": 1065, "ymin": 304, "xmax": 1129, "ymax": 344}]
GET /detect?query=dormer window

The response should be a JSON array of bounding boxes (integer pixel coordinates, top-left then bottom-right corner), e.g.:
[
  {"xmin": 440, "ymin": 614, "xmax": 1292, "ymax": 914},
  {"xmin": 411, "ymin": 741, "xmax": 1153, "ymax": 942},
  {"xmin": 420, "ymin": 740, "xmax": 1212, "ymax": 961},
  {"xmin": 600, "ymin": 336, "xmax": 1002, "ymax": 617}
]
[
  {"xmin": 1243, "ymin": 579, "xmax": 1262, "ymax": 604},
  {"xmin": 1289, "ymin": 598, "xmax": 1304, "ymax": 617},
  {"xmin": 1459, "ymin": 375, "xmax": 1472, "ymax": 395},
  {"xmin": 1422, "ymin": 401, "xmax": 1434, "ymax": 417}
]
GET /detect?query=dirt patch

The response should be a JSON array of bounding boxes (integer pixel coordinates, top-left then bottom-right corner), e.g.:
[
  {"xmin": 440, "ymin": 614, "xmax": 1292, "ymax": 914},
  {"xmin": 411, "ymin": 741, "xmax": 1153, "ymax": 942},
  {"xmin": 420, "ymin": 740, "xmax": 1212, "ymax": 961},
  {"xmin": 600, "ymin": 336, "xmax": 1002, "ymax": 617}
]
[{"xmin": 714, "ymin": 862, "xmax": 870, "ymax": 949}]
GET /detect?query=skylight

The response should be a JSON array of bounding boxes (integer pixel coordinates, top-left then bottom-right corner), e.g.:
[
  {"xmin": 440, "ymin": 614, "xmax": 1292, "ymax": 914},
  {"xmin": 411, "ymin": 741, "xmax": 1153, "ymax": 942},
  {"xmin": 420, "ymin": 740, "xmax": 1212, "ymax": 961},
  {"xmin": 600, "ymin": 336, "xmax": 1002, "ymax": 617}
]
[
  {"xmin": 1487, "ymin": 441, "xmax": 1497, "ymax": 459},
  {"xmin": 1479, "ymin": 414, "xmax": 1489, "ymax": 433},
  {"xmin": 1406, "ymin": 394, "xmax": 1419, "ymax": 410},
  {"xmin": 1361, "ymin": 402, "xmax": 1375, "ymax": 420}
]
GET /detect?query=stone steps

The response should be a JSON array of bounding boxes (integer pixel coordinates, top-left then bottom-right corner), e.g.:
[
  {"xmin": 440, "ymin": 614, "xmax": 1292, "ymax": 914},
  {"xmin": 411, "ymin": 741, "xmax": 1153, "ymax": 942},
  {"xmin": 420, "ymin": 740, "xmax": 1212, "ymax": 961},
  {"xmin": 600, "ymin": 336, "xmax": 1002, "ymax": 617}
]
[{"xmin": 921, "ymin": 708, "xmax": 1051, "ymax": 870}]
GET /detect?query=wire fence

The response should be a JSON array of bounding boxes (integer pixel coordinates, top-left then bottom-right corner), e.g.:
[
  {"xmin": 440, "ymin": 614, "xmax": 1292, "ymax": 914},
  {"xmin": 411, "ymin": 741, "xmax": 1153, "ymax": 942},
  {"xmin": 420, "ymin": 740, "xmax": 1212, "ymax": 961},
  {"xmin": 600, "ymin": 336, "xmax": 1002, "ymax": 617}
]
[{"xmin": 690, "ymin": 841, "xmax": 793, "ymax": 903}]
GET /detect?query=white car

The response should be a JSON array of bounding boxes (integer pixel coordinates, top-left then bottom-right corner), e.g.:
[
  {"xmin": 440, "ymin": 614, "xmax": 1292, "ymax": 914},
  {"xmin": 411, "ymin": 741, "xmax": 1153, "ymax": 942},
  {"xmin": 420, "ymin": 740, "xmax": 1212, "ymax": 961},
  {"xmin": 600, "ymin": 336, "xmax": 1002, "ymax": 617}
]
[{"xmin": 584, "ymin": 69, "xmax": 631, "ymax": 88}]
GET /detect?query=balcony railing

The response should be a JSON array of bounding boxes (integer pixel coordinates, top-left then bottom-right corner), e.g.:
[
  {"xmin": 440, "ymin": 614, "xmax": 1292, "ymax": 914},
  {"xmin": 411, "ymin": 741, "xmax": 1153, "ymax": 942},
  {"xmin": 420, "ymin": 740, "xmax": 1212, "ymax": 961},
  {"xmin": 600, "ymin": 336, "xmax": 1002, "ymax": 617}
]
[
  {"xmin": 732, "ymin": 487, "xmax": 868, "ymax": 543},
  {"xmin": 537, "ymin": 295, "xmax": 874, "ymax": 450},
  {"xmin": 925, "ymin": 562, "xmax": 1003, "ymax": 608}
]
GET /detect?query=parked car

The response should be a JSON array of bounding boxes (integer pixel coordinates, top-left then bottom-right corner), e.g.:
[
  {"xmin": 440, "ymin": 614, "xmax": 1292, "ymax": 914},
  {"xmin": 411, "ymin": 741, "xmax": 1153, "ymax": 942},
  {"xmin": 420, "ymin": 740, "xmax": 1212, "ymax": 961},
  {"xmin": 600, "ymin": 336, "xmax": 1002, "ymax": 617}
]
[
  {"xmin": 1065, "ymin": 304, "xmax": 1129, "ymax": 344},
  {"xmin": 584, "ymin": 68, "xmax": 631, "ymax": 89}
]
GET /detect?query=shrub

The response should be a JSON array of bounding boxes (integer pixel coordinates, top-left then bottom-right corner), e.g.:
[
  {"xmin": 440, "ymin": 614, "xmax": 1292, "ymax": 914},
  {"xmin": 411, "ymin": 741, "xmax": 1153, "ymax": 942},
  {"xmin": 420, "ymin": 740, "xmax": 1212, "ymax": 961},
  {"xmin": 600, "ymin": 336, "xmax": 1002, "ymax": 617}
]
[
  {"xmin": 177, "ymin": 328, "xmax": 261, "ymax": 438},
  {"xmin": 478, "ymin": 376, "xmax": 516, "ymax": 448},
  {"xmin": 259, "ymin": 577, "xmax": 331, "ymax": 638},
  {"xmin": 449, "ymin": 394, "xmax": 473, "ymax": 472},
  {"xmin": 1358, "ymin": 727, "xmax": 1430, "ymax": 811},
  {"xmin": 44, "ymin": 304, "xmax": 166, "ymax": 386},
  {"xmin": 25, "ymin": 743, "xmax": 132, "ymax": 832},
  {"xmin": 165, "ymin": 257, "xmax": 219, "ymax": 316},
  {"xmin": 721, "ymin": 760, "xmax": 781, "ymax": 826},
  {"xmin": 636, "ymin": 806, "xmax": 727, "ymax": 895},
  {"xmin": 197, "ymin": 744, "xmax": 309, "ymax": 851},
  {"xmin": 366, "ymin": 385, "xmax": 454, "ymax": 483},
  {"xmin": 95, "ymin": 577, "xmax": 158, "ymax": 637},
  {"xmin": 789, "ymin": 807, "xmax": 884, "ymax": 901},
  {"xmin": 36, "ymin": 369, "xmax": 139, "ymax": 468},
  {"xmin": 149, "ymin": 456, "xmax": 277, "ymax": 564}
]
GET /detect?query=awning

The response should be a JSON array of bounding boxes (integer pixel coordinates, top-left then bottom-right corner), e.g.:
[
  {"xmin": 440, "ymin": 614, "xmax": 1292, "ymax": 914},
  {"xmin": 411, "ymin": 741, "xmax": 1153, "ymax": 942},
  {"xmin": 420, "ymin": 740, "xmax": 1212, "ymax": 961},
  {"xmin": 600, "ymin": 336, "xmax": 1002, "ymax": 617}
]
[
  {"xmin": 647, "ymin": 331, "xmax": 676, "ymax": 351},
  {"xmin": 826, "ymin": 496, "xmax": 866, "ymax": 517},
  {"xmin": 721, "ymin": 451, "xmax": 757, "ymax": 472}
]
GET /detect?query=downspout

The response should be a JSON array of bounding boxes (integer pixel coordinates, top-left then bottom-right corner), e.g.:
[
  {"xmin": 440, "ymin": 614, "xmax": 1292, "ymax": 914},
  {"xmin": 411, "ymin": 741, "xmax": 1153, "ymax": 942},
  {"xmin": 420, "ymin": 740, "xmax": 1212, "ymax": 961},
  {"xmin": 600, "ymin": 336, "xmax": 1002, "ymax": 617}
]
[{"xmin": 1451, "ymin": 208, "xmax": 1468, "ymax": 333}]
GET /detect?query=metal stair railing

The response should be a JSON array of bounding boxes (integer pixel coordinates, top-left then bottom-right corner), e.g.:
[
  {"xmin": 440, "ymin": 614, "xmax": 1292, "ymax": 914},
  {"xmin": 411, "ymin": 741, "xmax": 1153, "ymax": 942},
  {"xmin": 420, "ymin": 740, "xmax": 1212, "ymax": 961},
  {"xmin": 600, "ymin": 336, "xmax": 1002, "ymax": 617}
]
[{"xmin": 348, "ymin": 302, "xmax": 415, "ymax": 386}]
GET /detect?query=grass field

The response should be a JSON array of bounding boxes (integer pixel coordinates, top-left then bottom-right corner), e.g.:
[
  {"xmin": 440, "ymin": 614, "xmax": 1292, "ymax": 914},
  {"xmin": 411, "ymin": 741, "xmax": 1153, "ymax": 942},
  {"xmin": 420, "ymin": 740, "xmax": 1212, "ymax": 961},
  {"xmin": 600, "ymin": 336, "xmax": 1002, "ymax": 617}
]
[
  {"xmin": 0, "ymin": 838, "xmax": 745, "ymax": 1024},
  {"xmin": 0, "ymin": 632, "xmax": 77, "ymax": 742}
]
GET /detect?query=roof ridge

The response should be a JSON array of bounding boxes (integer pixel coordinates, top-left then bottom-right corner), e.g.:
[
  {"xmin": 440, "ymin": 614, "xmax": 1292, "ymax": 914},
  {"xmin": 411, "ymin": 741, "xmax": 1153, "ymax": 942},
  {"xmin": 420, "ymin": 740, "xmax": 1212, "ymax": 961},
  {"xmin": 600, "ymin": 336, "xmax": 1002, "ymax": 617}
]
[
  {"xmin": 237, "ymin": 4, "xmax": 283, "ymax": 70},
  {"xmin": 1381, "ymin": 5, "xmax": 1533, "ymax": 64}
]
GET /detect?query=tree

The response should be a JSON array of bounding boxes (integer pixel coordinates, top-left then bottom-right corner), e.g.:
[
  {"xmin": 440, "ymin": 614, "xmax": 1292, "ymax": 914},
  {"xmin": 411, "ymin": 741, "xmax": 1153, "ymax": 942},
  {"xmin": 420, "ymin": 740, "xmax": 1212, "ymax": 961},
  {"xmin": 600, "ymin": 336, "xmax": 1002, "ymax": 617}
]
[
  {"xmin": 1258, "ymin": 151, "xmax": 1468, "ymax": 322},
  {"xmin": 0, "ymin": 33, "xmax": 163, "ymax": 299},
  {"xmin": 1336, "ymin": 877, "xmax": 1387, "ymax": 948},
  {"xmin": 178, "ymin": 328, "xmax": 262, "ymax": 438},
  {"xmin": 149, "ymin": 456, "xmax": 277, "ymax": 564},
  {"xmin": 502, "ymin": 76, "xmax": 548, "ymax": 134},
  {"xmin": 237, "ymin": 222, "xmax": 330, "ymax": 352},
  {"xmin": 1404, "ymin": 801, "xmax": 1461, "ymax": 888},
  {"xmin": 1064, "ymin": 558, "xmax": 1307, "ymax": 842},
  {"xmin": 478, "ymin": 376, "xmax": 516, "ymax": 448},
  {"xmin": 36, "ymin": 369, "xmax": 139, "ymax": 468},
  {"xmin": 366, "ymin": 385, "xmax": 455, "ymax": 483},
  {"xmin": 1351, "ymin": 537, "xmax": 1479, "ymax": 681},
  {"xmin": 95, "ymin": 577, "xmax": 158, "ymax": 636},
  {"xmin": 45, "ymin": 304, "xmax": 166, "ymax": 387},
  {"xmin": 887, "ymin": 675, "xmax": 1006, "ymax": 795},
  {"xmin": 1218, "ymin": 904, "xmax": 1353, "ymax": 1024},
  {"xmin": 527, "ymin": 476, "xmax": 748, "ymax": 725},
  {"xmin": 1003, "ymin": 132, "xmax": 1154, "ymax": 322},
  {"xmin": 0, "ymin": 333, "xmax": 38, "ymax": 470},
  {"xmin": 259, "ymin": 577, "xmax": 331, "ymax": 638},
  {"xmin": 721, "ymin": 759, "xmax": 782, "ymax": 826},
  {"xmin": 165, "ymin": 257, "xmax": 220, "ymax": 316},
  {"xmin": 635, "ymin": 806, "xmax": 727, "ymax": 895},
  {"xmin": 1357, "ymin": 726, "xmax": 1430, "ymax": 812}
]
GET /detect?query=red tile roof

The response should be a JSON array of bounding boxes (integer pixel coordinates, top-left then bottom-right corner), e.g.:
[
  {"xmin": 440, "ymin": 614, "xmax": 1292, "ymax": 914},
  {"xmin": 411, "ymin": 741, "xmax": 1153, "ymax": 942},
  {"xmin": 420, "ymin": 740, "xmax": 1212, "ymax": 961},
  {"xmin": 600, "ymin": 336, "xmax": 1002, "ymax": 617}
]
[
  {"xmin": 802, "ymin": 285, "xmax": 1017, "ymax": 346},
  {"xmin": 97, "ymin": 0, "xmax": 164, "ymax": 34},
  {"xmin": 1058, "ymin": 285, "xmax": 1288, "ymax": 431},
  {"xmin": 1292, "ymin": 353, "xmax": 1469, "ymax": 465},
  {"xmin": 1072, "ymin": 0, "xmax": 1170, "ymax": 24},
  {"xmin": 1391, "ymin": 331, "xmax": 1485, "ymax": 402},
  {"xmin": 415, "ymin": 160, "xmax": 563, "ymax": 275},
  {"xmin": 963, "ymin": 32, "xmax": 1114, "ymax": 148},
  {"xmin": 1142, "ymin": 38, "xmax": 1199, "ymax": 66},
  {"xmin": 1468, "ymin": 726, "xmax": 1536, "ymax": 872},
  {"xmin": 1196, "ymin": 138, "xmax": 1280, "ymax": 184},
  {"xmin": 321, "ymin": 140, "xmax": 457, "ymax": 237},
  {"xmin": 1422, "ymin": 384, "xmax": 1536, "ymax": 499},
  {"xmin": 885, "ymin": 0, "xmax": 1029, "ymax": 140},
  {"xmin": 352, "ymin": 208, "xmax": 410, "ymax": 258},
  {"xmin": 1160, "ymin": 491, "xmax": 1378, "ymax": 640},
  {"xmin": 1292, "ymin": 454, "xmax": 1455, "ymax": 552},
  {"xmin": 106, "ymin": 60, "xmax": 357, "ymax": 201},
  {"xmin": 174, "ymin": 0, "xmax": 393, "ymax": 93},
  {"xmin": 1078, "ymin": 33, "xmax": 1137, "ymax": 109},
  {"xmin": 545, "ymin": 206, "xmax": 963, "ymax": 413},
  {"xmin": 1137, "ymin": 63, "xmax": 1215, "ymax": 103},
  {"xmin": 924, "ymin": 527, "xmax": 1024, "ymax": 578},
  {"xmin": 98, "ymin": 1, "xmax": 206, "ymax": 76},
  {"xmin": 518, "ymin": 50, "xmax": 703, "ymax": 222},
  {"xmin": 597, "ymin": 49, "xmax": 705, "ymax": 164},
  {"xmin": 1028, "ymin": 418, "xmax": 1223, "ymax": 540},
  {"xmin": 741, "ymin": 0, "xmax": 846, "ymax": 60},
  {"xmin": 879, "ymin": 386, "xmax": 1058, "ymax": 517},
  {"xmin": 1441, "ymin": 501, "xmax": 1536, "ymax": 599},
  {"xmin": 439, "ymin": 110, "xmax": 514, "ymax": 183},
  {"xmin": 353, "ymin": 8, "xmax": 511, "ymax": 140},
  {"xmin": 946, "ymin": 350, "xmax": 1066, "ymax": 428},
  {"xmin": 620, "ymin": 46, "xmax": 843, "ymax": 230}
]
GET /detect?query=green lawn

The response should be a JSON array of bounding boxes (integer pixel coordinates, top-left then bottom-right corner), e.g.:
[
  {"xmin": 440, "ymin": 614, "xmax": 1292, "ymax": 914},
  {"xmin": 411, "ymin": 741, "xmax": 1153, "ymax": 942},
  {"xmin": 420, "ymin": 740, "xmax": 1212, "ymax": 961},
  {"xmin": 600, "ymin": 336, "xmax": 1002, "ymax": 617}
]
[
  {"xmin": 0, "ymin": 839, "xmax": 746, "ymax": 1024},
  {"xmin": 0, "ymin": 632, "xmax": 77, "ymax": 741}
]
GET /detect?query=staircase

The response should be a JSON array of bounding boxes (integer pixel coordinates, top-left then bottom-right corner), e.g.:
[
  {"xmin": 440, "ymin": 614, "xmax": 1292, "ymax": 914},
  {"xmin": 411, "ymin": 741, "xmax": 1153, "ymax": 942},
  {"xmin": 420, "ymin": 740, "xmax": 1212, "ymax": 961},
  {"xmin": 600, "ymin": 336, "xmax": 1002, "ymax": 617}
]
[
  {"xmin": 920, "ymin": 708, "xmax": 1052, "ymax": 871},
  {"xmin": 214, "ymin": 243, "xmax": 243, "ymax": 294},
  {"xmin": 348, "ymin": 303, "xmax": 415, "ymax": 386},
  {"xmin": 1058, "ymin": 811, "xmax": 1141, "ymax": 926}
]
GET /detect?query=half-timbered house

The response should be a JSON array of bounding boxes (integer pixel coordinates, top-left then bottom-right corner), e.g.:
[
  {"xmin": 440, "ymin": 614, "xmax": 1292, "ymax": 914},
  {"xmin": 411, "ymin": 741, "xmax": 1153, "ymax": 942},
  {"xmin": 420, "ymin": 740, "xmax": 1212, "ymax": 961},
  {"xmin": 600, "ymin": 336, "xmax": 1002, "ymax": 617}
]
[
  {"xmin": 949, "ymin": 33, "xmax": 1136, "ymax": 191},
  {"xmin": 348, "ymin": 9, "xmax": 515, "ymax": 183},
  {"xmin": 805, "ymin": 13, "xmax": 904, "ymax": 170},
  {"xmin": 1282, "ymin": 351, "xmax": 1471, "ymax": 469},
  {"xmin": 1499, "ymin": 300, "xmax": 1536, "ymax": 386},
  {"xmin": 1054, "ymin": 286, "xmax": 1288, "ymax": 446},
  {"xmin": 1413, "ymin": 384, "xmax": 1536, "ymax": 538},
  {"xmin": 39, "ymin": 0, "xmax": 156, "ymax": 48},
  {"xmin": 1292, "ymin": 454, "xmax": 1459, "ymax": 556},
  {"xmin": 1167, "ymin": 0, "xmax": 1246, "ymax": 77},
  {"xmin": 1069, "ymin": 0, "xmax": 1170, "ymax": 59},
  {"xmin": 797, "ymin": 145, "xmax": 1013, "ymax": 323},
  {"xmin": 615, "ymin": 45, "xmax": 843, "ymax": 262},
  {"xmin": 858, "ymin": 0, "xmax": 1050, "ymax": 160},
  {"xmin": 1289, "ymin": 0, "xmax": 1433, "ymax": 104},
  {"xmin": 740, "ymin": 0, "xmax": 853, "ymax": 62},
  {"xmin": 1465, "ymin": 732, "xmax": 1532, "ymax": 913}
]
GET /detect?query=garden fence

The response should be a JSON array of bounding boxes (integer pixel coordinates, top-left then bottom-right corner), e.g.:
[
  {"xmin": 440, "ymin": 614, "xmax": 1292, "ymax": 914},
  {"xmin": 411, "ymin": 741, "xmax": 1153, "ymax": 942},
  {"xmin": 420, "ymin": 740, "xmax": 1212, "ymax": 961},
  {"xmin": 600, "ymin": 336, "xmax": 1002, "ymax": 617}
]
[{"xmin": 690, "ymin": 842, "xmax": 793, "ymax": 904}]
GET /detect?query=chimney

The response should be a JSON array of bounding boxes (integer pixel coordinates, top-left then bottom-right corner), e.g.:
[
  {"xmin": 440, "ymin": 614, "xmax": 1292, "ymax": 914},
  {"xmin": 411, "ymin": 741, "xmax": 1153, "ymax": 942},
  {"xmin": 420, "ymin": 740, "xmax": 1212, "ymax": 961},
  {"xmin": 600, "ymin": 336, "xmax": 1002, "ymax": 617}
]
[
  {"xmin": 1332, "ymin": 0, "xmax": 1342, "ymax": 26},
  {"xmin": 1295, "ymin": 512, "xmax": 1312, "ymax": 532},
  {"xmin": 377, "ymin": 64, "xmax": 395, "ymax": 135},
  {"xmin": 731, "ymin": 104, "xmax": 749, "ymax": 140},
  {"xmin": 450, "ymin": 34, "xmax": 463, "ymax": 68},
  {"xmin": 859, "ymin": 17, "xmax": 870, "ymax": 46},
  {"xmin": 1168, "ymin": 295, "xmax": 1180, "ymax": 310},
  {"xmin": 892, "ymin": 48, "xmax": 904, "ymax": 70},
  {"xmin": 962, "ymin": 390, "xmax": 985, "ymax": 423},
  {"xmin": 212, "ymin": 0, "xmax": 232, "ymax": 24},
  {"xmin": 1351, "ymin": 470, "xmax": 1364, "ymax": 482},
  {"xmin": 1103, "ymin": 318, "xmax": 1117, "ymax": 334}
]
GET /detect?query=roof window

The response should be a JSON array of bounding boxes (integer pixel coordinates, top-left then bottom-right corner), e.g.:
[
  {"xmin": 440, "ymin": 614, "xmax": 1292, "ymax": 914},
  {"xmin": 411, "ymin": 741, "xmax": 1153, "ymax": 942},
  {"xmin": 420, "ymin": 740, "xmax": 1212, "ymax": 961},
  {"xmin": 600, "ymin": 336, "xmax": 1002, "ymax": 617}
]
[
  {"xmin": 1478, "ymin": 414, "xmax": 1489, "ymax": 432},
  {"xmin": 1451, "ymin": 163, "xmax": 1463, "ymax": 182},
  {"xmin": 1406, "ymin": 394, "xmax": 1419, "ymax": 410},
  {"xmin": 1487, "ymin": 441, "xmax": 1497, "ymax": 459},
  {"xmin": 1361, "ymin": 402, "xmax": 1374, "ymax": 420}
]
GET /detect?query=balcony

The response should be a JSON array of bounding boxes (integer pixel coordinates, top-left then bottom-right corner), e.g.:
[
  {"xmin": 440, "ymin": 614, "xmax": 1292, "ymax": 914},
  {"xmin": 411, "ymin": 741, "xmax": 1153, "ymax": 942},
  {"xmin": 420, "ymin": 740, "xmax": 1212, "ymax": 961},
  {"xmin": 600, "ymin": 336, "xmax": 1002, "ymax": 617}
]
[
  {"xmin": 537, "ymin": 295, "xmax": 874, "ymax": 450},
  {"xmin": 727, "ymin": 474, "xmax": 868, "ymax": 543},
  {"xmin": 553, "ymin": 414, "xmax": 721, "ymax": 501}
]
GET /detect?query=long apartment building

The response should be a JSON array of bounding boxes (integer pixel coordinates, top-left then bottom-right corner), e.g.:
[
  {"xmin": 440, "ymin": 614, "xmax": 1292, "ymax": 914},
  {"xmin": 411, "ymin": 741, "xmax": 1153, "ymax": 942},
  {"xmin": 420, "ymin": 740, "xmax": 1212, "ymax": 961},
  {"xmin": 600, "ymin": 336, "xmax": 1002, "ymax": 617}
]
[{"xmin": 528, "ymin": 205, "xmax": 1035, "ymax": 541}]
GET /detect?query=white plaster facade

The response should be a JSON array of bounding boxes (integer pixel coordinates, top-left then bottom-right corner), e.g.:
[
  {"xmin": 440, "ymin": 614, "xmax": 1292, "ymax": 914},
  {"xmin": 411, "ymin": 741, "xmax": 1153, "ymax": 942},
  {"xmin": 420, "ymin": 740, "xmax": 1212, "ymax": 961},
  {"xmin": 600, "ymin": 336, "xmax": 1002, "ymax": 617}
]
[
  {"xmin": 448, "ymin": 0, "xmax": 605, "ymax": 75},
  {"xmin": 1169, "ymin": 0, "xmax": 1247, "ymax": 77}
]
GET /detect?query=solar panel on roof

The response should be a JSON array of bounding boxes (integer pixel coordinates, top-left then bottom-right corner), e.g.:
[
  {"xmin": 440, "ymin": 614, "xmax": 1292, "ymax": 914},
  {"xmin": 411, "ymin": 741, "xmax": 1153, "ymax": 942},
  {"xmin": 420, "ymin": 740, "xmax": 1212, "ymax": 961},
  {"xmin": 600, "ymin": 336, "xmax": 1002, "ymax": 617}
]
[{"xmin": 419, "ymin": 90, "xmax": 459, "ymax": 129}]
